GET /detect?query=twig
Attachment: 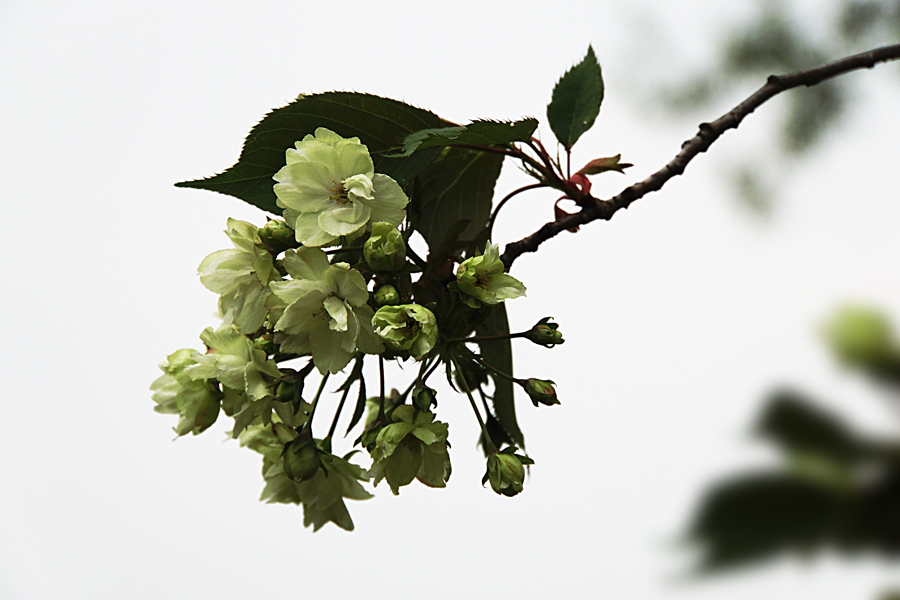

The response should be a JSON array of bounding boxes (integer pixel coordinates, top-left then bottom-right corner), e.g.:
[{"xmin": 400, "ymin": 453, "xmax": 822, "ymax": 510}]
[{"xmin": 500, "ymin": 43, "xmax": 900, "ymax": 269}]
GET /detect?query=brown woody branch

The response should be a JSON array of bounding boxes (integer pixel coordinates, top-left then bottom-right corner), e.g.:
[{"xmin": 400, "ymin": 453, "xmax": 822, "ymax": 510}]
[{"xmin": 501, "ymin": 43, "xmax": 900, "ymax": 270}]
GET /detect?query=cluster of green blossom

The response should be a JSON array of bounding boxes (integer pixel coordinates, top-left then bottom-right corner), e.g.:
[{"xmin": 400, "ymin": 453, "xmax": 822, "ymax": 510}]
[{"xmin": 153, "ymin": 128, "xmax": 564, "ymax": 531}]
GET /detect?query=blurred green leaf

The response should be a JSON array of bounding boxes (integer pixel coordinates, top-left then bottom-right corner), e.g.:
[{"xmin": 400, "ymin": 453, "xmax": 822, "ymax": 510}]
[
  {"xmin": 547, "ymin": 45, "xmax": 604, "ymax": 150},
  {"xmin": 688, "ymin": 472, "xmax": 847, "ymax": 571},
  {"xmin": 757, "ymin": 390, "xmax": 865, "ymax": 465},
  {"xmin": 176, "ymin": 92, "xmax": 449, "ymax": 213}
]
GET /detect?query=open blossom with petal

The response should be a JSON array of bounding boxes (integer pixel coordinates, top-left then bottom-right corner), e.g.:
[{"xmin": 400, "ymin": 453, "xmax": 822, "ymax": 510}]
[
  {"xmin": 268, "ymin": 247, "xmax": 383, "ymax": 374},
  {"xmin": 185, "ymin": 325, "xmax": 283, "ymax": 402},
  {"xmin": 372, "ymin": 304, "xmax": 438, "ymax": 359},
  {"xmin": 273, "ymin": 128, "xmax": 408, "ymax": 247},
  {"xmin": 198, "ymin": 218, "xmax": 276, "ymax": 334},
  {"xmin": 151, "ymin": 348, "xmax": 222, "ymax": 436},
  {"xmin": 455, "ymin": 244, "xmax": 526, "ymax": 308}
]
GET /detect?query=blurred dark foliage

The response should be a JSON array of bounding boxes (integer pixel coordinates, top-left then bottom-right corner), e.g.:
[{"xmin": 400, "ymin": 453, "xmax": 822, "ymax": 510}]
[
  {"xmin": 687, "ymin": 307, "xmax": 900, "ymax": 578},
  {"xmin": 660, "ymin": 0, "xmax": 900, "ymax": 214}
]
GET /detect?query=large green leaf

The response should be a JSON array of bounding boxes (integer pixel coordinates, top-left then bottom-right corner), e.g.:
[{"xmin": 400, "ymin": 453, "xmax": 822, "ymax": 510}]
[
  {"xmin": 547, "ymin": 46, "xmax": 604, "ymax": 150},
  {"xmin": 410, "ymin": 147, "xmax": 504, "ymax": 251},
  {"xmin": 757, "ymin": 390, "xmax": 865, "ymax": 465},
  {"xmin": 687, "ymin": 472, "xmax": 846, "ymax": 571},
  {"xmin": 477, "ymin": 304, "xmax": 524, "ymax": 449},
  {"xmin": 392, "ymin": 119, "xmax": 538, "ymax": 157},
  {"xmin": 176, "ymin": 92, "xmax": 450, "ymax": 214}
]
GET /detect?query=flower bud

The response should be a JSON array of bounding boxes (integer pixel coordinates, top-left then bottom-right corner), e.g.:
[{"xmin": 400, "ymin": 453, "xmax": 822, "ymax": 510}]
[
  {"xmin": 253, "ymin": 334, "xmax": 275, "ymax": 355},
  {"xmin": 524, "ymin": 317, "xmax": 564, "ymax": 347},
  {"xmin": 522, "ymin": 378, "xmax": 559, "ymax": 407},
  {"xmin": 413, "ymin": 386, "xmax": 437, "ymax": 412},
  {"xmin": 364, "ymin": 222, "xmax": 406, "ymax": 272},
  {"xmin": 275, "ymin": 379, "xmax": 296, "ymax": 404},
  {"xmin": 283, "ymin": 435, "xmax": 321, "ymax": 482},
  {"xmin": 374, "ymin": 284, "xmax": 400, "ymax": 307},
  {"xmin": 257, "ymin": 219, "xmax": 295, "ymax": 253},
  {"xmin": 372, "ymin": 304, "xmax": 438, "ymax": 359},
  {"xmin": 484, "ymin": 450, "xmax": 532, "ymax": 497}
]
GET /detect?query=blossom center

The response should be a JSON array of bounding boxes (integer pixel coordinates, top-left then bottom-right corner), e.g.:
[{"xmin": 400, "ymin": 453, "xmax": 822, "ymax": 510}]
[{"xmin": 329, "ymin": 182, "xmax": 351, "ymax": 206}]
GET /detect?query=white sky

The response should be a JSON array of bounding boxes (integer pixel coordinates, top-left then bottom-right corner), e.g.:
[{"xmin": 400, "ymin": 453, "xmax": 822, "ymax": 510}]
[{"xmin": 2, "ymin": 1, "xmax": 899, "ymax": 599}]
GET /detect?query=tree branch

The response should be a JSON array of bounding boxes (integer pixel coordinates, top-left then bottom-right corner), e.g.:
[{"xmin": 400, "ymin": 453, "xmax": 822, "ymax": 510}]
[{"xmin": 501, "ymin": 43, "xmax": 900, "ymax": 269}]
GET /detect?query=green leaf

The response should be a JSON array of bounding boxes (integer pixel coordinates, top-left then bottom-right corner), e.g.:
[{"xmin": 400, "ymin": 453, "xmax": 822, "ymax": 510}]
[
  {"xmin": 576, "ymin": 154, "xmax": 633, "ymax": 176},
  {"xmin": 176, "ymin": 92, "xmax": 450, "ymax": 214},
  {"xmin": 345, "ymin": 369, "xmax": 368, "ymax": 436},
  {"xmin": 392, "ymin": 119, "xmax": 538, "ymax": 157},
  {"xmin": 410, "ymin": 147, "xmax": 504, "ymax": 251},
  {"xmin": 757, "ymin": 390, "xmax": 865, "ymax": 465},
  {"xmin": 547, "ymin": 45, "xmax": 604, "ymax": 150},
  {"xmin": 687, "ymin": 472, "xmax": 846, "ymax": 571},
  {"xmin": 385, "ymin": 439, "xmax": 422, "ymax": 494},
  {"xmin": 477, "ymin": 304, "xmax": 524, "ymax": 449}
]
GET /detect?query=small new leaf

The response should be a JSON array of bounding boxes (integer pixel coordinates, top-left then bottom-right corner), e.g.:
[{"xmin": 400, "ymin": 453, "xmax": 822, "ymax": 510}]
[
  {"xmin": 577, "ymin": 154, "xmax": 633, "ymax": 176},
  {"xmin": 547, "ymin": 46, "xmax": 604, "ymax": 150}
]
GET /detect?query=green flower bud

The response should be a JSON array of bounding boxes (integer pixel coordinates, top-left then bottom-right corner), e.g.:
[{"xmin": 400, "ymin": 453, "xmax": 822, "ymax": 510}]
[
  {"xmin": 522, "ymin": 378, "xmax": 559, "ymax": 407},
  {"xmin": 483, "ymin": 449, "xmax": 533, "ymax": 497},
  {"xmin": 413, "ymin": 386, "xmax": 437, "ymax": 412},
  {"xmin": 374, "ymin": 284, "xmax": 400, "ymax": 306},
  {"xmin": 364, "ymin": 222, "xmax": 407, "ymax": 272},
  {"xmin": 372, "ymin": 304, "xmax": 438, "ymax": 359},
  {"xmin": 283, "ymin": 434, "xmax": 321, "ymax": 482},
  {"xmin": 253, "ymin": 334, "xmax": 276, "ymax": 355},
  {"xmin": 524, "ymin": 317, "xmax": 565, "ymax": 347},
  {"xmin": 257, "ymin": 218, "xmax": 296, "ymax": 253}
]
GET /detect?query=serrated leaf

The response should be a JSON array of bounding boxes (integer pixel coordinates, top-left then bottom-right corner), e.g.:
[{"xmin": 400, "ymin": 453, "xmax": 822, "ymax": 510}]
[
  {"xmin": 477, "ymin": 304, "xmax": 524, "ymax": 449},
  {"xmin": 392, "ymin": 119, "xmax": 538, "ymax": 157},
  {"xmin": 547, "ymin": 45, "xmax": 604, "ymax": 150},
  {"xmin": 410, "ymin": 147, "xmax": 504, "ymax": 251},
  {"xmin": 176, "ymin": 92, "xmax": 450, "ymax": 213}
]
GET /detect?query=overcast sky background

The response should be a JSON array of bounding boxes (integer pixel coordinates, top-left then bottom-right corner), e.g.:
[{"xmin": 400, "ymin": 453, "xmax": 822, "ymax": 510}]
[{"xmin": 2, "ymin": 1, "xmax": 899, "ymax": 599}]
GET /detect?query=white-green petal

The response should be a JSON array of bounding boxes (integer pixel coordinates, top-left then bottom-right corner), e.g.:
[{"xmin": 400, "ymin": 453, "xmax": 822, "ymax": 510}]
[
  {"xmin": 318, "ymin": 201, "xmax": 370, "ymax": 237},
  {"xmin": 335, "ymin": 141, "xmax": 374, "ymax": 180},
  {"xmin": 281, "ymin": 247, "xmax": 330, "ymax": 281},
  {"xmin": 224, "ymin": 218, "xmax": 262, "ymax": 253},
  {"xmin": 293, "ymin": 211, "xmax": 338, "ymax": 247},
  {"xmin": 323, "ymin": 265, "xmax": 369, "ymax": 307},
  {"xmin": 343, "ymin": 174, "xmax": 375, "ymax": 201},
  {"xmin": 275, "ymin": 288, "xmax": 329, "ymax": 334},
  {"xmin": 368, "ymin": 174, "xmax": 409, "ymax": 225},
  {"xmin": 323, "ymin": 296, "xmax": 349, "ymax": 332}
]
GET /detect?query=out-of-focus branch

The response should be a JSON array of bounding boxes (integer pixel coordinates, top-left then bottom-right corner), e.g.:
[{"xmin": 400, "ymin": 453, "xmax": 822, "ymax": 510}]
[{"xmin": 501, "ymin": 43, "xmax": 900, "ymax": 269}]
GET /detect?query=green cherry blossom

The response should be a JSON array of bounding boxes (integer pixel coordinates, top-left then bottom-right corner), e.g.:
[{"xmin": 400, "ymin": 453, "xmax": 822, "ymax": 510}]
[
  {"xmin": 185, "ymin": 325, "xmax": 283, "ymax": 402},
  {"xmin": 151, "ymin": 348, "xmax": 223, "ymax": 436},
  {"xmin": 273, "ymin": 128, "xmax": 408, "ymax": 247},
  {"xmin": 368, "ymin": 405, "xmax": 451, "ymax": 494},
  {"xmin": 372, "ymin": 304, "xmax": 438, "ymax": 359},
  {"xmin": 198, "ymin": 218, "xmax": 277, "ymax": 334},
  {"xmin": 268, "ymin": 247, "xmax": 383, "ymax": 374},
  {"xmin": 455, "ymin": 244, "xmax": 526, "ymax": 309}
]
